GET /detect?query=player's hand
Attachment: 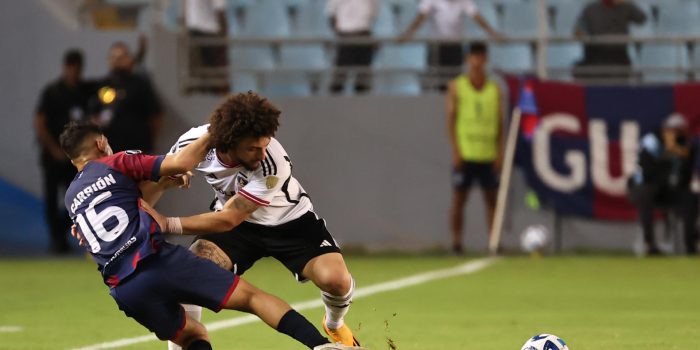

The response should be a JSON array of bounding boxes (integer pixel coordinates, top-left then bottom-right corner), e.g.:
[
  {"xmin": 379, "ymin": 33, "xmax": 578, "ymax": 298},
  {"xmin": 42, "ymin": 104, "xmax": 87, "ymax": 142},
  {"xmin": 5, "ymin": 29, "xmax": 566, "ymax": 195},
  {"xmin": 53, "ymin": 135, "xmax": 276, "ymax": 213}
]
[
  {"xmin": 70, "ymin": 224, "xmax": 87, "ymax": 247},
  {"xmin": 162, "ymin": 171, "xmax": 193, "ymax": 189},
  {"xmin": 139, "ymin": 199, "xmax": 168, "ymax": 232}
]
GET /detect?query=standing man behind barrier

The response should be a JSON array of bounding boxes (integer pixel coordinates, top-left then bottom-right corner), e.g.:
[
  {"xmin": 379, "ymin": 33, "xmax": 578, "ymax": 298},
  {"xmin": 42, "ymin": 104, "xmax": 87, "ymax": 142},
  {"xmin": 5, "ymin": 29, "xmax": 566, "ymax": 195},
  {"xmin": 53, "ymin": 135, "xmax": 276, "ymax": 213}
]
[
  {"xmin": 574, "ymin": 0, "xmax": 647, "ymax": 81},
  {"xmin": 446, "ymin": 43, "xmax": 503, "ymax": 255},
  {"xmin": 34, "ymin": 49, "xmax": 97, "ymax": 254},
  {"xmin": 185, "ymin": 0, "xmax": 228, "ymax": 92},
  {"xmin": 627, "ymin": 114, "xmax": 699, "ymax": 256},
  {"xmin": 399, "ymin": 0, "xmax": 498, "ymax": 90},
  {"xmin": 91, "ymin": 42, "xmax": 164, "ymax": 154},
  {"xmin": 327, "ymin": 0, "xmax": 379, "ymax": 94}
]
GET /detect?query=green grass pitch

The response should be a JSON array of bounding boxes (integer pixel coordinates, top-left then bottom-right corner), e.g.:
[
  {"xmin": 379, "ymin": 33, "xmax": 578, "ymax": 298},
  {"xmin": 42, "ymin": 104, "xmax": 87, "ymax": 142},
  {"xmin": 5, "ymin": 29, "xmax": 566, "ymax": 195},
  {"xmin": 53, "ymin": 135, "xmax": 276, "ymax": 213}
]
[{"xmin": 1, "ymin": 255, "xmax": 699, "ymax": 349}]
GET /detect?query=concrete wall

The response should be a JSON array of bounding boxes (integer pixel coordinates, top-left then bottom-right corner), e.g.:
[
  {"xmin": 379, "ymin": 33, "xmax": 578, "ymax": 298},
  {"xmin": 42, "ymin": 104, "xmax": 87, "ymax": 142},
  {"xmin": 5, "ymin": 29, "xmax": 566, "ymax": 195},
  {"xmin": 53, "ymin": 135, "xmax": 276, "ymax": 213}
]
[{"xmin": 0, "ymin": 1, "xmax": 648, "ymax": 253}]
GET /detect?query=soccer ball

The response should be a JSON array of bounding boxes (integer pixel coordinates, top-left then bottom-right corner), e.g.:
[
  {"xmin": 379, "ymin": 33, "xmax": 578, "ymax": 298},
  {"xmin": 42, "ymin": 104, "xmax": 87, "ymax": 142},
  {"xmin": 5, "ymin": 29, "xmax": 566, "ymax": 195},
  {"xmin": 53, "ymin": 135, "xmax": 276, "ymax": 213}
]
[
  {"xmin": 520, "ymin": 225, "xmax": 549, "ymax": 253},
  {"xmin": 521, "ymin": 334, "xmax": 569, "ymax": 350}
]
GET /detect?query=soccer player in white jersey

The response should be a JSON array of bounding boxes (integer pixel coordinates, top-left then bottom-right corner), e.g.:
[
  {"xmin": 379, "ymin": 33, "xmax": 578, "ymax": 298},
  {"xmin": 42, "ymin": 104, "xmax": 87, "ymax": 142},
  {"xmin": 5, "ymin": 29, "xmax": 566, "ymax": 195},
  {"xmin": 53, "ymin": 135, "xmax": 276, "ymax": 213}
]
[{"xmin": 156, "ymin": 92, "xmax": 361, "ymax": 348}]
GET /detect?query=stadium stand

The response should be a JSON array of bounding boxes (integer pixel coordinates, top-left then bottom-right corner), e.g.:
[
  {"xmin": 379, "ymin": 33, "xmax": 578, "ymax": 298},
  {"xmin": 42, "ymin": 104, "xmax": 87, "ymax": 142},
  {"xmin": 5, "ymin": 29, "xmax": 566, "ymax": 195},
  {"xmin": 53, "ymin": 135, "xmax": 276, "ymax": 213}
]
[{"xmin": 162, "ymin": 0, "xmax": 700, "ymax": 93}]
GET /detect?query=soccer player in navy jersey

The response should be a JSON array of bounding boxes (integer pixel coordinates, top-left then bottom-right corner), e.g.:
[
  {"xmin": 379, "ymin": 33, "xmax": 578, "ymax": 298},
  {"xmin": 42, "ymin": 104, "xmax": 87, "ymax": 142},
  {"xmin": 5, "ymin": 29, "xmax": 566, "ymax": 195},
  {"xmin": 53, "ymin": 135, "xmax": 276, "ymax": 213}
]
[{"xmin": 60, "ymin": 121, "xmax": 366, "ymax": 350}]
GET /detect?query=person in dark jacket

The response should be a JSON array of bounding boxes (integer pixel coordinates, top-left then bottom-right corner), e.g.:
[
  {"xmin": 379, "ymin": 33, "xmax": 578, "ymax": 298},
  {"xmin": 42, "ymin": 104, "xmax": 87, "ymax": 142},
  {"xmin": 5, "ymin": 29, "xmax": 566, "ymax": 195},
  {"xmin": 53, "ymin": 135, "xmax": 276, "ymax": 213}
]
[{"xmin": 628, "ymin": 113, "xmax": 699, "ymax": 255}]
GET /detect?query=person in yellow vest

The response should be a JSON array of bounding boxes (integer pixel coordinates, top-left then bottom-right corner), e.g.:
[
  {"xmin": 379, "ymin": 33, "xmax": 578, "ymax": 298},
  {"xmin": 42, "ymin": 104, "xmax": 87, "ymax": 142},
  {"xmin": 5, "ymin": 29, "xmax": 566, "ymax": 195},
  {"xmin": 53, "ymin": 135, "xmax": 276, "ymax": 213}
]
[{"xmin": 446, "ymin": 42, "xmax": 503, "ymax": 255}]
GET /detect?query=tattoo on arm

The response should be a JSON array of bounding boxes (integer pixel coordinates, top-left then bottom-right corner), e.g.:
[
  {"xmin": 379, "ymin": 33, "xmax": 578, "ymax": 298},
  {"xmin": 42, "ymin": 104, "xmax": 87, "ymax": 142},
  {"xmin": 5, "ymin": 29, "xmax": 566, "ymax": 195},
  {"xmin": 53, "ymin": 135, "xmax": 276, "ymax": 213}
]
[
  {"xmin": 233, "ymin": 196, "xmax": 259, "ymax": 214},
  {"xmin": 191, "ymin": 240, "xmax": 233, "ymax": 270}
]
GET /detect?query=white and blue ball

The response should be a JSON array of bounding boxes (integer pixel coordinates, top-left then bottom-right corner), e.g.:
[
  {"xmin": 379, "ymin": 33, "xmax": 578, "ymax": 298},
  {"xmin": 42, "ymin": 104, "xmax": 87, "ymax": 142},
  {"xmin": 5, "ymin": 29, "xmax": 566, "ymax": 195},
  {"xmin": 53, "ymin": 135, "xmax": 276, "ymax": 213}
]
[
  {"xmin": 520, "ymin": 334, "xmax": 569, "ymax": 350},
  {"xmin": 520, "ymin": 225, "xmax": 549, "ymax": 253}
]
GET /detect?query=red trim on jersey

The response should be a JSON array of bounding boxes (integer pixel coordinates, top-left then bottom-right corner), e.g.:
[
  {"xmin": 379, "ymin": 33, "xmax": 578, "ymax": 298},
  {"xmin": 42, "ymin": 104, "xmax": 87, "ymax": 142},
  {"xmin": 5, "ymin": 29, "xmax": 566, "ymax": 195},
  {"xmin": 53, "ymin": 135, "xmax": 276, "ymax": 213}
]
[
  {"xmin": 215, "ymin": 151, "xmax": 239, "ymax": 168},
  {"xmin": 238, "ymin": 189, "xmax": 270, "ymax": 206},
  {"xmin": 131, "ymin": 252, "xmax": 141, "ymax": 268},
  {"xmin": 216, "ymin": 275, "xmax": 240, "ymax": 312},
  {"xmin": 106, "ymin": 275, "xmax": 120, "ymax": 288},
  {"xmin": 96, "ymin": 152, "xmax": 164, "ymax": 182},
  {"xmin": 170, "ymin": 305, "xmax": 188, "ymax": 341}
]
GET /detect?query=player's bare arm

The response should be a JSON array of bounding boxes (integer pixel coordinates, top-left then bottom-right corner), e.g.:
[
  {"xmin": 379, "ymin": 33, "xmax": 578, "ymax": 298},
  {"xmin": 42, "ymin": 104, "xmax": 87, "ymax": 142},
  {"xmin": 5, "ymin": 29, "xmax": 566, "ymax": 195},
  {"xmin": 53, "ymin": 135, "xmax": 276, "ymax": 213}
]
[
  {"xmin": 159, "ymin": 133, "xmax": 211, "ymax": 177},
  {"xmin": 446, "ymin": 80, "xmax": 461, "ymax": 167},
  {"xmin": 139, "ymin": 172, "xmax": 192, "ymax": 206},
  {"xmin": 140, "ymin": 193, "xmax": 260, "ymax": 235}
]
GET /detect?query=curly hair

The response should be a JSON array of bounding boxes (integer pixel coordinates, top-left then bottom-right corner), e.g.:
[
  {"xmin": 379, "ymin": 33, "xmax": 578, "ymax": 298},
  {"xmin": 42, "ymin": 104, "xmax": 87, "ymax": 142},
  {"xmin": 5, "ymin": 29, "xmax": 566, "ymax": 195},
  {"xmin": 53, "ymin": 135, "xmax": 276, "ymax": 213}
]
[{"xmin": 208, "ymin": 92, "xmax": 281, "ymax": 152}]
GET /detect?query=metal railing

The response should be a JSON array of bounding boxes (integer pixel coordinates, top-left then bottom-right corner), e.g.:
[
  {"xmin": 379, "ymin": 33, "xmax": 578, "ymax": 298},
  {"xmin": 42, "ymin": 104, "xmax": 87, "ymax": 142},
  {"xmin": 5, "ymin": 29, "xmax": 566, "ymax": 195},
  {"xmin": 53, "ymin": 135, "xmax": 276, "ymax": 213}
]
[{"xmin": 177, "ymin": 34, "xmax": 700, "ymax": 94}]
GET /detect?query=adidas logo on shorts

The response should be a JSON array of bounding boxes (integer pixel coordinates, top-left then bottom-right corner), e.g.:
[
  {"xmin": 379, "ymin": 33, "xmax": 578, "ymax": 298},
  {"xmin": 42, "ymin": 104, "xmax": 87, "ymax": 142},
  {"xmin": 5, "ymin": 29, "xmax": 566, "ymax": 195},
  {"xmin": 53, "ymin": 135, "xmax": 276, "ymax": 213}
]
[{"xmin": 320, "ymin": 240, "xmax": 332, "ymax": 247}]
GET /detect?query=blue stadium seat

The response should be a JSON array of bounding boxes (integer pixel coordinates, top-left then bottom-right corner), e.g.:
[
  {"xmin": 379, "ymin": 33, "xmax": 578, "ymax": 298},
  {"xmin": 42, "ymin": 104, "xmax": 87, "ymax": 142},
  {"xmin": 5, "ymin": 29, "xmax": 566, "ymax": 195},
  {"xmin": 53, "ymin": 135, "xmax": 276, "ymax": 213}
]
[
  {"xmin": 242, "ymin": 0, "xmax": 290, "ymax": 37},
  {"xmin": 395, "ymin": 1, "xmax": 428, "ymax": 37},
  {"xmin": 465, "ymin": 1, "xmax": 498, "ymax": 38},
  {"xmin": 551, "ymin": 0, "xmax": 583, "ymax": 36},
  {"xmin": 262, "ymin": 73, "xmax": 312, "ymax": 96},
  {"xmin": 296, "ymin": 0, "xmax": 333, "ymax": 37},
  {"xmin": 162, "ymin": 0, "xmax": 181, "ymax": 31},
  {"xmin": 224, "ymin": 1, "xmax": 242, "ymax": 36},
  {"xmin": 373, "ymin": 44, "xmax": 427, "ymax": 70},
  {"xmin": 629, "ymin": 2, "xmax": 654, "ymax": 37},
  {"xmin": 230, "ymin": 45, "xmax": 276, "ymax": 69},
  {"xmin": 638, "ymin": 44, "xmax": 690, "ymax": 82},
  {"xmin": 657, "ymin": 1, "xmax": 700, "ymax": 35},
  {"xmin": 547, "ymin": 43, "xmax": 583, "ymax": 68},
  {"xmin": 279, "ymin": 44, "xmax": 329, "ymax": 70},
  {"xmin": 373, "ymin": 1, "xmax": 397, "ymax": 37},
  {"xmin": 230, "ymin": 72, "xmax": 259, "ymax": 93},
  {"xmin": 501, "ymin": 1, "xmax": 540, "ymax": 37},
  {"xmin": 490, "ymin": 44, "xmax": 534, "ymax": 72},
  {"xmin": 372, "ymin": 73, "xmax": 422, "ymax": 96},
  {"xmin": 547, "ymin": 43, "xmax": 582, "ymax": 80}
]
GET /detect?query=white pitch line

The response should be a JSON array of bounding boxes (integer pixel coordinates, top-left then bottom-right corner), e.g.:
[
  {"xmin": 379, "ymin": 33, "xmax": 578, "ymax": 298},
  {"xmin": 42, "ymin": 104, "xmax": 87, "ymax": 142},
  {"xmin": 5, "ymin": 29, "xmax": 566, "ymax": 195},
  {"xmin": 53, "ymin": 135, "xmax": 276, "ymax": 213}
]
[
  {"xmin": 0, "ymin": 326, "xmax": 23, "ymax": 333},
  {"xmin": 71, "ymin": 257, "xmax": 498, "ymax": 350}
]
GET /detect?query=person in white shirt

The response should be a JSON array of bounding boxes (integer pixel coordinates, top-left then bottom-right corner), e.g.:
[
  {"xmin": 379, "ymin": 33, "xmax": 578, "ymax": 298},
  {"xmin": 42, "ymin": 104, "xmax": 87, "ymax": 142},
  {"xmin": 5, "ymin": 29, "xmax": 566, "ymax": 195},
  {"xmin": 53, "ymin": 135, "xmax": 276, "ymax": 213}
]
[
  {"xmin": 399, "ymin": 0, "xmax": 499, "ymax": 89},
  {"xmin": 185, "ymin": 0, "xmax": 228, "ymax": 89},
  {"xmin": 326, "ymin": 0, "xmax": 379, "ymax": 93},
  {"xmin": 155, "ymin": 92, "xmax": 363, "ymax": 349}
]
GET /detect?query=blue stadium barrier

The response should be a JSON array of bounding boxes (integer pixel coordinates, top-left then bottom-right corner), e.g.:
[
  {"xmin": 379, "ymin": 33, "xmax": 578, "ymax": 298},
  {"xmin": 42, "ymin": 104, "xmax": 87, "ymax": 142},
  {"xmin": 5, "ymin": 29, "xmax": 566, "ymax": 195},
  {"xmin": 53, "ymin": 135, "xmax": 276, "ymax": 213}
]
[{"xmin": 0, "ymin": 177, "xmax": 51, "ymax": 255}]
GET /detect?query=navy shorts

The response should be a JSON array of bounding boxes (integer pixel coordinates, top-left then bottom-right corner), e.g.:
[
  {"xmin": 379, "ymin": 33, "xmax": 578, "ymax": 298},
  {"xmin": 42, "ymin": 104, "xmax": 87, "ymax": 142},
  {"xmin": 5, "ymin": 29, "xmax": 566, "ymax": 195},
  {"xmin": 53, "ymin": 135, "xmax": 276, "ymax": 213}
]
[
  {"xmin": 109, "ymin": 243, "xmax": 239, "ymax": 341},
  {"xmin": 452, "ymin": 161, "xmax": 499, "ymax": 191}
]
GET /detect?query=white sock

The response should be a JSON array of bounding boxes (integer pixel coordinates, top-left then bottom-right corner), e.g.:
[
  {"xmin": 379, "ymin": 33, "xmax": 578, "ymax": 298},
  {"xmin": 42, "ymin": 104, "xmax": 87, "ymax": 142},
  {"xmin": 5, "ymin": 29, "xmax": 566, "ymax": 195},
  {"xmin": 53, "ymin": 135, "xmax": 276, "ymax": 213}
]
[
  {"xmin": 321, "ymin": 278, "xmax": 354, "ymax": 330},
  {"xmin": 167, "ymin": 304, "xmax": 203, "ymax": 350}
]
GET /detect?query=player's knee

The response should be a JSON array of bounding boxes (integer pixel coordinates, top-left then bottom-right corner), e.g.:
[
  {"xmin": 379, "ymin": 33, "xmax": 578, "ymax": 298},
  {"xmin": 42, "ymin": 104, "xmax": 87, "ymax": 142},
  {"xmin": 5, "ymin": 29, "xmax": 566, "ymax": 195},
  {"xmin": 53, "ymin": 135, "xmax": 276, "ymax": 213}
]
[
  {"xmin": 170, "ymin": 321, "xmax": 208, "ymax": 347},
  {"xmin": 316, "ymin": 269, "xmax": 352, "ymax": 296},
  {"xmin": 223, "ymin": 279, "xmax": 257, "ymax": 312}
]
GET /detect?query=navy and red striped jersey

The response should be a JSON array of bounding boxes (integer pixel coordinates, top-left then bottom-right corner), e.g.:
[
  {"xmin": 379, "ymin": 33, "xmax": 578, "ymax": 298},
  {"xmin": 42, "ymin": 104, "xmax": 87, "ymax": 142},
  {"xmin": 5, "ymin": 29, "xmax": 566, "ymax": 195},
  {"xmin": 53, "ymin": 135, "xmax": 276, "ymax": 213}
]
[{"xmin": 64, "ymin": 151, "xmax": 165, "ymax": 287}]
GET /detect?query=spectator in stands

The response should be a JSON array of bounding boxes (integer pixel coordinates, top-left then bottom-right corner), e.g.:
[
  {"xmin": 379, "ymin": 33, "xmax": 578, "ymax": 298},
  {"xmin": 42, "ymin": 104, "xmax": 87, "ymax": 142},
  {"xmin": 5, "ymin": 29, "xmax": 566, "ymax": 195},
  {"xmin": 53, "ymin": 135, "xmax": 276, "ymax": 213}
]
[
  {"xmin": 627, "ymin": 114, "xmax": 699, "ymax": 256},
  {"xmin": 34, "ymin": 49, "xmax": 96, "ymax": 254},
  {"xmin": 445, "ymin": 42, "xmax": 503, "ymax": 254},
  {"xmin": 399, "ymin": 0, "xmax": 499, "ymax": 90},
  {"xmin": 327, "ymin": 0, "xmax": 379, "ymax": 94},
  {"xmin": 90, "ymin": 42, "xmax": 163, "ymax": 154},
  {"xmin": 184, "ymin": 0, "xmax": 228, "ymax": 92},
  {"xmin": 574, "ymin": 0, "xmax": 647, "ymax": 81}
]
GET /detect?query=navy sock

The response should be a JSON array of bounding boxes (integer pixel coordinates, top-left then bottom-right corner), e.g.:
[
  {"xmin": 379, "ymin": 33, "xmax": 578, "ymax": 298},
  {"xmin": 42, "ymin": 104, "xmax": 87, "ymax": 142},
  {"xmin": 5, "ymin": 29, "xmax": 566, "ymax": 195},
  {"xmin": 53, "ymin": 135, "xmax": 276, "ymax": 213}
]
[
  {"xmin": 186, "ymin": 339, "xmax": 212, "ymax": 350},
  {"xmin": 277, "ymin": 309, "xmax": 330, "ymax": 349}
]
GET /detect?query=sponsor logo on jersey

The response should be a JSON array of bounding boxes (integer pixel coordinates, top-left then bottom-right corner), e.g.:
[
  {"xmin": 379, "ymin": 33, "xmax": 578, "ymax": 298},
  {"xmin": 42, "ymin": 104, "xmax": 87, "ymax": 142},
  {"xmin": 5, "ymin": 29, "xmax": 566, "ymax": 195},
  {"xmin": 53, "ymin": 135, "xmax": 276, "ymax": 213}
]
[{"xmin": 236, "ymin": 174, "xmax": 249, "ymax": 189}]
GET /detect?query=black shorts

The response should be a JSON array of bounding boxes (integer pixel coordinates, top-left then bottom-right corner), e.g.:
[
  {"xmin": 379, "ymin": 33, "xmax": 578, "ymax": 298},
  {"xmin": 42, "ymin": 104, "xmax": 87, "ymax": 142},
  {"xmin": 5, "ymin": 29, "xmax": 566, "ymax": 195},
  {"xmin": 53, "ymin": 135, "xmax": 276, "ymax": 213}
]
[
  {"xmin": 195, "ymin": 211, "xmax": 341, "ymax": 282},
  {"xmin": 452, "ymin": 161, "xmax": 499, "ymax": 191}
]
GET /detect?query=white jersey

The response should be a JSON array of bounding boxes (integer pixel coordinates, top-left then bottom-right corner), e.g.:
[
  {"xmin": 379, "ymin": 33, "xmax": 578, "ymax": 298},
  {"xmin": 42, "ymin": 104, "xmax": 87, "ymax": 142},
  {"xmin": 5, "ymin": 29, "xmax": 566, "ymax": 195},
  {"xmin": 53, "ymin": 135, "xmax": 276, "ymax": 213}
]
[{"xmin": 169, "ymin": 125, "xmax": 313, "ymax": 226}]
